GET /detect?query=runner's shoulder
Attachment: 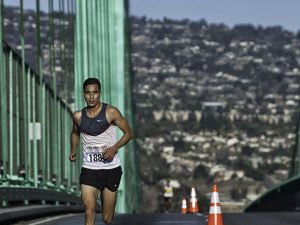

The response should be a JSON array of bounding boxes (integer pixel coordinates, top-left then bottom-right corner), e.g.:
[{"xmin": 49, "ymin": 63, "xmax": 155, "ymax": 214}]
[
  {"xmin": 73, "ymin": 110, "xmax": 82, "ymax": 125},
  {"xmin": 106, "ymin": 105, "xmax": 123, "ymax": 118}
]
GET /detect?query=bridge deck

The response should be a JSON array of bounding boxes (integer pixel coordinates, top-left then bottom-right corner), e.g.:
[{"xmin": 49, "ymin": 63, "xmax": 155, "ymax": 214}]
[
  {"xmin": 8, "ymin": 212, "xmax": 300, "ymax": 225},
  {"xmin": 12, "ymin": 213, "xmax": 206, "ymax": 225}
]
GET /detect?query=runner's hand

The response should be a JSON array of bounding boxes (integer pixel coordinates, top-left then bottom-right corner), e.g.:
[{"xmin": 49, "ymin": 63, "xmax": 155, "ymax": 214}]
[
  {"xmin": 69, "ymin": 152, "xmax": 76, "ymax": 162},
  {"xmin": 102, "ymin": 147, "xmax": 118, "ymax": 160}
]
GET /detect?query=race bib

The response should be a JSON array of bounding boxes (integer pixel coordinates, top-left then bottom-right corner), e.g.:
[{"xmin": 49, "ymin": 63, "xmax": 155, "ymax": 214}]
[{"xmin": 85, "ymin": 146, "xmax": 108, "ymax": 162}]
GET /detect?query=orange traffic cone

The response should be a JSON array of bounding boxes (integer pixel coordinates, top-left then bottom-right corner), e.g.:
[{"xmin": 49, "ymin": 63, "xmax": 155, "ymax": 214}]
[
  {"xmin": 188, "ymin": 187, "xmax": 199, "ymax": 213},
  {"xmin": 181, "ymin": 198, "xmax": 187, "ymax": 214},
  {"xmin": 207, "ymin": 184, "xmax": 223, "ymax": 225}
]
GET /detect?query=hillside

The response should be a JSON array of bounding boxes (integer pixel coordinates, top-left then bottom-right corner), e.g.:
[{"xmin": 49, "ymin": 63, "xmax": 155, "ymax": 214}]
[{"xmin": 131, "ymin": 16, "xmax": 300, "ymax": 212}]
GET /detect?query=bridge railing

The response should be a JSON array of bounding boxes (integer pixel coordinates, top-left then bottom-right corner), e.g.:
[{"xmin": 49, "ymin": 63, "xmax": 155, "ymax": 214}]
[{"xmin": 0, "ymin": 0, "xmax": 81, "ymax": 207}]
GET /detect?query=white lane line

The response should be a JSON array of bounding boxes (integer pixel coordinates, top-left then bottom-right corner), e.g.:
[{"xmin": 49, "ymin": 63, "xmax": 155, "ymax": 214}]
[{"xmin": 30, "ymin": 214, "xmax": 75, "ymax": 225}]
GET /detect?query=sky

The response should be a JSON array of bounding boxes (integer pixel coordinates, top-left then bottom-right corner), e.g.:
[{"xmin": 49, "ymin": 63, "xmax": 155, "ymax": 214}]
[
  {"xmin": 129, "ymin": 0, "xmax": 300, "ymax": 32},
  {"xmin": 5, "ymin": 0, "xmax": 300, "ymax": 32}
]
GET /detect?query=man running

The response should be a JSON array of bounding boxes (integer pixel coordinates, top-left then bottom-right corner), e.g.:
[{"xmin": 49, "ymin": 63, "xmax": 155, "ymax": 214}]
[
  {"xmin": 69, "ymin": 77, "xmax": 133, "ymax": 225},
  {"xmin": 163, "ymin": 179, "xmax": 174, "ymax": 213}
]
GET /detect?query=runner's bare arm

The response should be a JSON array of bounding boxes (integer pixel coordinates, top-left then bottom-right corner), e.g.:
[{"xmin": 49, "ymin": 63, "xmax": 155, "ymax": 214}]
[
  {"xmin": 103, "ymin": 106, "xmax": 134, "ymax": 160},
  {"xmin": 69, "ymin": 111, "xmax": 81, "ymax": 161}
]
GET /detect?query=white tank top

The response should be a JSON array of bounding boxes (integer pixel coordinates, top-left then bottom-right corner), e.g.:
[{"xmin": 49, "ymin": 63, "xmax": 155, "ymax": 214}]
[
  {"xmin": 79, "ymin": 104, "xmax": 121, "ymax": 169},
  {"xmin": 81, "ymin": 125, "xmax": 121, "ymax": 169}
]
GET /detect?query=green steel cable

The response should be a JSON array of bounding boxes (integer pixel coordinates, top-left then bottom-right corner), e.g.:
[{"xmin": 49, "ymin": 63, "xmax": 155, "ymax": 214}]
[
  {"xmin": 48, "ymin": 0, "xmax": 58, "ymax": 184},
  {"xmin": 9, "ymin": 50, "xmax": 13, "ymax": 176},
  {"xmin": 19, "ymin": 0, "xmax": 28, "ymax": 179},
  {"xmin": 46, "ymin": 91, "xmax": 51, "ymax": 180},
  {"xmin": 35, "ymin": 0, "xmax": 46, "ymax": 184},
  {"xmin": 15, "ymin": 54, "xmax": 20, "ymax": 168},
  {"xmin": 0, "ymin": 0, "xmax": 8, "ymax": 177},
  {"xmin": 31, "ymin": 73, "xmax": 38, "ymax": 187},
  {"xmin": 27, "ymin": 68, "xmax": 31, "ymax": 179},
  {"xmin": 57, "ymin": 102, "xmax": 61, "ymax": 185}
]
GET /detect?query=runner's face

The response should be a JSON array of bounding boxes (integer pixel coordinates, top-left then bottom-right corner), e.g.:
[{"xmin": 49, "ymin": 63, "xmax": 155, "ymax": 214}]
[{"xmin": 84, "ymin": 84, "xmax": 100, "ymax": 107}]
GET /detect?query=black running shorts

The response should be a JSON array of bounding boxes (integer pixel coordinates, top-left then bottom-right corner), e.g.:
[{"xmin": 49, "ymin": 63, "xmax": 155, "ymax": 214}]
[{"xmin": 79, "ymin": 166, "xmax": 123, "ymax": 192}]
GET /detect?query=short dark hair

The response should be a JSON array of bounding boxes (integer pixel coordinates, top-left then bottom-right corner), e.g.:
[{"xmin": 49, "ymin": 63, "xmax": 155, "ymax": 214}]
[{"xmin": 83, "ymin": 78, "xmax": 101, "ymax": 91}]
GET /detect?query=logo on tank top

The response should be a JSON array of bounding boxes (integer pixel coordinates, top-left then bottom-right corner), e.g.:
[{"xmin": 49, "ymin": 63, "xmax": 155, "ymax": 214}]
[{"xmin": 96, "ymin": 119, "xmax": 102, "ymax": 123}]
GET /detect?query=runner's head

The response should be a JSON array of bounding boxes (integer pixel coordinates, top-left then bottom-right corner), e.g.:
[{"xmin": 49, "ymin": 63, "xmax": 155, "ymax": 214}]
[{"xmin": 83, "ymin": 78, "xmax": 101, "ymax": 91}]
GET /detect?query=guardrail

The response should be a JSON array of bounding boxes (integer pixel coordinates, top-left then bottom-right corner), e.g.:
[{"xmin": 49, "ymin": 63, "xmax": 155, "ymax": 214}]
[{"xmin": 0, "ymin": 187, "xmax": 82, "ymax": 207}]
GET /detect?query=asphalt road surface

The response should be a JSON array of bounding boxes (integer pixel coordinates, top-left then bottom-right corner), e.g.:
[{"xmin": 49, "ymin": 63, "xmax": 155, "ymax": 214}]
[
  {"xmin": 223, "ymin": 212, "xmax": 300, "ymax": 225},
  {"xmin": 14, "ymin": 213, "xmax": 206, "ymax": 225},
  {"xmin": 13, "ymin": 212, "xmax": 300, "ymax": 225}
]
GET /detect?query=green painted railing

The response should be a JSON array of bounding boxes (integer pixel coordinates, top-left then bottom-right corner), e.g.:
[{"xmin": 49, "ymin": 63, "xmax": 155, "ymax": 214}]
[
  {"xmin": 0, "ymin": 40, "xmax": 80, "ymax": 191},
  {"xmin": 0, "ymin": 0, "xmax": 80, "ymax": 203}
]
